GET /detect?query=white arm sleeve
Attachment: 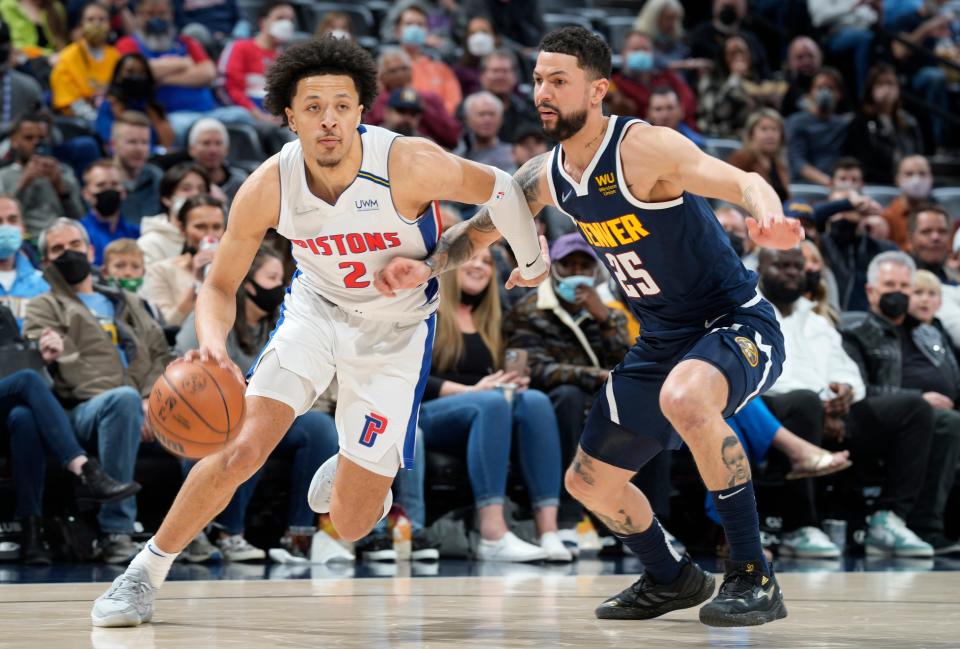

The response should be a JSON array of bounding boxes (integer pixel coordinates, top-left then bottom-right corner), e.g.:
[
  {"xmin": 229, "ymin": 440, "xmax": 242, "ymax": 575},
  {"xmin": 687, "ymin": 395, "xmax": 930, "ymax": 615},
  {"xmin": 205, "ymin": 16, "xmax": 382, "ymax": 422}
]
[{"xmin": 481, "ymin": 167, "xmax": 547, "ymax": 280}]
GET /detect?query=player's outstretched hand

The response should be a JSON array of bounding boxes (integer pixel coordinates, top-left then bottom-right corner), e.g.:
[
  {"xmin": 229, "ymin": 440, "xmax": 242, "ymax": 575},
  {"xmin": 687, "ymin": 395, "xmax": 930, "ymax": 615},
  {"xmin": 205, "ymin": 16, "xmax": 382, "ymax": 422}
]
[
  {"xmin": 505, "ymin": 235, "xmax": 551, "ymax": 289},
  {"xmin": 375, "ymin": 257, "xmax": 431, "ymax": 297},
  {"xmin": 746, "ymin": 215, "xmax": 805, "ymax": 250},
  {"xmin": 182, "ymin": 344, "xmax": 245, "ymax": 386}
]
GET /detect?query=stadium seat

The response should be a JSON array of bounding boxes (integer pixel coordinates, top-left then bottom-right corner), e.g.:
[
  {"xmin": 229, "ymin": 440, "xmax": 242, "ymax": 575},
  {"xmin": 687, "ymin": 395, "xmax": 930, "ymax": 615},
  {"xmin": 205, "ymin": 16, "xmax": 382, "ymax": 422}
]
[
  {"xmin": 290, "ymin": 1, "xmax": 375, "ymax": 37},
  {"xmin": 226, "ymin": 123, "xmax": 266, "ymax": 165},
  {"xmin": 604, "ymin": 15, "xmax": 636, "ymax": 51},
  {"xmin": 862, "ymin": 185, "xmax": 902, "ymax": 207},
  {"xmin": 543, "ymin": 13, "xmax": 595, "ymax": 34},
  {"xmin": 704, "ymin": 137, "xmax": 740, "ymax": 162},
  {"xmin": 932, "ymin": 187, "xmax": 960, "ymax": 219},
  {"xmin": 789, "ymin": 183, "xmax": 831, "ymax": 204}
]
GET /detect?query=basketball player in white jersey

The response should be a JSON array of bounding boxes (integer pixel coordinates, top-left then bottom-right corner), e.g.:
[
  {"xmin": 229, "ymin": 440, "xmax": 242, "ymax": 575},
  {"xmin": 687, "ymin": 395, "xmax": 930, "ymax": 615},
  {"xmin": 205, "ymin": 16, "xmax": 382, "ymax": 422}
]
[{"xmin": 91, "ymin": 36, "xmax": 548, "ymax": 627}]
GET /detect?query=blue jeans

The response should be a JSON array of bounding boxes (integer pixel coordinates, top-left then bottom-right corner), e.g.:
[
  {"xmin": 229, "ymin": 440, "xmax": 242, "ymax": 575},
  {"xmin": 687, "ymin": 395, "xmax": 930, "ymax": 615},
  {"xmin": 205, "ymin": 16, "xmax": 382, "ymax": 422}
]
[
  {"xmin": 71, "ymin": 387, "xmax": 143, "ymax": 534},
  {"xmin": 420, "ymin": 389, "xmax": 562, "ymax": 510},
  {"xmin": 169, "ymin": 106, "xmax": 254, "ymax": 147},
  {"xmin": 183, "ymin": 411, "xmax": 339, "ymax": 534},
  {"xmin": 912, "ymin": 66, "xmax": 949, "ymax": 143},
  {"xmin": 826, "ymin": 28, "xmax": 874, "ymax": 96}
]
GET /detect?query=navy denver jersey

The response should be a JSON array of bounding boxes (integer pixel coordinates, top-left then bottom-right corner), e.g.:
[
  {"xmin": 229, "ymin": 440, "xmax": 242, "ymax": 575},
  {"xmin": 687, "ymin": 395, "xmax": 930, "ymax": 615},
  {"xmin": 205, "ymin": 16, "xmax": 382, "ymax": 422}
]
[{"xmin": 547, "ymin": 115, "xmax": 758, "ymax": 336}]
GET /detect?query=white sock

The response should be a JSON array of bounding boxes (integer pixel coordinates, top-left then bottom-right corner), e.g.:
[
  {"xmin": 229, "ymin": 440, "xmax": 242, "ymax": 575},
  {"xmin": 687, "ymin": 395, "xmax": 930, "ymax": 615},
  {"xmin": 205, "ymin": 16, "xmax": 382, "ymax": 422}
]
[
  {"xmin": 129, "ymin": 536, "xmax": 179, "ymax": 588},
  {"xmin": 379, "ymin": 489, "xmax": 393, "ymax": 523}
]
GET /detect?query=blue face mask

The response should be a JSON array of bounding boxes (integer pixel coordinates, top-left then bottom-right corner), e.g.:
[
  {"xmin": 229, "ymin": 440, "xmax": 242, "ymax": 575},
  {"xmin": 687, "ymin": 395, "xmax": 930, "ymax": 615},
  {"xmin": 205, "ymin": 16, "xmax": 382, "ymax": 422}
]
[
  {"xmin": 400, "ymin": 24, "xmax": 427, "ymax": 46},
  {"xmin": 626, "ymin": 50, "xmax": 655, "ymax": 73},
  {"xmin": 0, "ymin": 224, "xmax": 22, "ymax": 259},
  {"xmin": 554, "ymin": 275, "xmax": 594, "ymax": 304},
  {"xmin": 144, "ymin": 17, "xmax": 170, "ymax": 35}
]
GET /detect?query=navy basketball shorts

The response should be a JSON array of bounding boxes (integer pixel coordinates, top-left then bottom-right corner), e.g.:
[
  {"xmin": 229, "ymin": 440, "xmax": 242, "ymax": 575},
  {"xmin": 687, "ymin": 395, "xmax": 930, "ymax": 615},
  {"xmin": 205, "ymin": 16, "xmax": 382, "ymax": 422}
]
[{"xmin": 579, "ymin": 292, "xmax": 785, "ymax": 472}]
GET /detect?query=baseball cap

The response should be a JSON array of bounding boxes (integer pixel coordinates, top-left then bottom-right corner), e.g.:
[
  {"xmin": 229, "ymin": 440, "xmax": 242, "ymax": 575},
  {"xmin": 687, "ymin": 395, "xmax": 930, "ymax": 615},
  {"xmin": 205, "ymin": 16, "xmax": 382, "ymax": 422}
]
[
  {"xmin": 388, "ymin": 88, "xmax": 423, "ymax": 113},
  {"xmin": 550, "ymin": 233, "xmax": 596, "ymax": 262},
  {"xmin": 783, "ymin": 199, "xmax": 814, "ymax": 221}
]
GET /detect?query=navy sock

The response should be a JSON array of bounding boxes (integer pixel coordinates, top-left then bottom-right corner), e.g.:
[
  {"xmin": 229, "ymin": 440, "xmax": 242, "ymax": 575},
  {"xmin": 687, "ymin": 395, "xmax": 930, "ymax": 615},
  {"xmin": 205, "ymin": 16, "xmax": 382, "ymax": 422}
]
[
  {"xmin": 711, "ymin": 480, "xmax": 769, "ymax": 573},
  {"xmin": 616, "ymin": 517, "xmax": 688, "ymax": 584}
]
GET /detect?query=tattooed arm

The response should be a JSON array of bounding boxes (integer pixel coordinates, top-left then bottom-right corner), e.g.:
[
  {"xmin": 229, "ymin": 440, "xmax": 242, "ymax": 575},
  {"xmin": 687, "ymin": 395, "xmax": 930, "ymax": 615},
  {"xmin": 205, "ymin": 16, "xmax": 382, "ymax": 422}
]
[
  {"xmin": 374, "ymin": 152, "xmax": 553, "ymax": 296},
  {"xmin": 622, "ymin": 125, "xmax": 804, "ymax": 250}
]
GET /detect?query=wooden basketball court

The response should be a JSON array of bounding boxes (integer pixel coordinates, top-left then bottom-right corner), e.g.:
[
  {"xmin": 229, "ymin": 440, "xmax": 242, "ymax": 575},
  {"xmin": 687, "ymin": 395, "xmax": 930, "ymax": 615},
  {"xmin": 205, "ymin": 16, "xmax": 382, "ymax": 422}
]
[{"xmin": 4, "ymin": 566, "xmax": 957, "ymax": 648}]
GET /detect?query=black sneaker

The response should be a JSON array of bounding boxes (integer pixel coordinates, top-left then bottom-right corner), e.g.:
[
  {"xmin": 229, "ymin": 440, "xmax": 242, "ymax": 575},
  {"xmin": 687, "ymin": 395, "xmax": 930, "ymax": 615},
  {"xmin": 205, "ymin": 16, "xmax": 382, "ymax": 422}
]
[
  {"xmin": 354, "ymin": 532, "xmax": 397, "ymax": 562},
  {"xmin": 77, "ymin": 458, "xmax": 141, "ymax": 505},
  {"xmin": 595, "ymin": 555, "xmax": 715, "ymax": 620},
  {"xmin": 20, "ymin": 516, "xmax": 52, "ymax": 567},
  {"xmin": 699, "ymin": 559, "xmax": 787, "ymax": 627},
  {"xmin": 411, "ymin": 529, "xmax": 440, "ymax": 561}
]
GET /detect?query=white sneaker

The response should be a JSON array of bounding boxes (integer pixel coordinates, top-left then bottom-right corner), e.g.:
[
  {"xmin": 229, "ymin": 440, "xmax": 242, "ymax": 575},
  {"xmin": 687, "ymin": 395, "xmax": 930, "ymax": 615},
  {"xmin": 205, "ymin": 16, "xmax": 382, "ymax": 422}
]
[
  {"xmin": 216, "ymin": 535, "xmax": 266, "ymax": 562},
  {"xmin": 538, "ymin": 531, "xmax": 574, "ymax": 562},
  {"xmin": 308, "ymin": 454, "xmax": 393, "ymax": 523},
  {"xmin": 310, "ymin": 530, "xmax": 355, "ymax": 564},
  {"xmin": 477, "ymin": 531, "xmax": 549, "ymax": 562},
  {"xmin": 556, "ymin": 528, "xmax": 580, "ymax": 558},
  {"xmin": 91, "ymin": 567, "xmax": 155, "ymax": 627},
  {"xmin": 780, "ymin": 526, "xmax": 841, "ymax": 558},
  {"xmin": 178, "ymin": 531, "xmax": 222, "ymax": 563},
  {"xmin": 308, "ymin": 454, "xmax": 339, "ymax": 514},
  {"xmin": 866, "ymin": 510, "xmax": 934, "ymax": 557}
]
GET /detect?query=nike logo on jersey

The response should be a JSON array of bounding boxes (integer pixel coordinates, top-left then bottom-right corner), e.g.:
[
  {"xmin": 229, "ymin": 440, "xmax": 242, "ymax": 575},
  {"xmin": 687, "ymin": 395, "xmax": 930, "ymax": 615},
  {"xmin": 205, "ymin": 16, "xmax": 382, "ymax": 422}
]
[
  {"xmin": 705, "ymin": 314, "xmax": 724, "ymax": 329},
  {"xmin": 718, "ymin": 487, "xmax": 746, "ymax": 500},
  {"xmin": 295, "ymin": 205, "xmax": 318, "ymax": 214},
  {"xmin": 562, "ymin": 190, "xmax": 573, "ymax": 202}
]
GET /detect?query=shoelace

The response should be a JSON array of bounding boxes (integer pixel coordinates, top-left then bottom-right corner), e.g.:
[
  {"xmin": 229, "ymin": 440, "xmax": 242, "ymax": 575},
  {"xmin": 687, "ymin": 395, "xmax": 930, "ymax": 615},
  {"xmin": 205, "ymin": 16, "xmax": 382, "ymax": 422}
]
[
  {"xmin": 629, "ymin": 573, "xmax": 655, "ymax": 595},
  {"xmin": 109, "ymin": 574, "xmax": 150, "ymax": 605},
  {"xmin": 717, "ymin": 569, "xmax": 759, "ymax": 598}
]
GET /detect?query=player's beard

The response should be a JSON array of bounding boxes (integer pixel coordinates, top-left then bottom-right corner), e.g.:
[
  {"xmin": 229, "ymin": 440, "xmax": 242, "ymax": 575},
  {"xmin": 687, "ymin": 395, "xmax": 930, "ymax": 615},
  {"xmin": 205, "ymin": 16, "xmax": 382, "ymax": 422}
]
[{"xmin": 540, "ymin": 104, "xmax": 588, "ymax": 141}]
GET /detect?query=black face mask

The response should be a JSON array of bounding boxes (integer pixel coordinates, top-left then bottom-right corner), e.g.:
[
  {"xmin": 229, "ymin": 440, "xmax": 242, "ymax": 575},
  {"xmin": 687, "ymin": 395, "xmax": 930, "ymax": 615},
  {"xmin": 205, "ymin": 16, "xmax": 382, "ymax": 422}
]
[
  {"xmin": 831, "ymin": 218, "xmax": 858, "ymax": 246},
  {"xmin": 727, "ymin": 232, "xmax": 745, "ymax": 258},
  {"xmin": 460, "ymin": 287, "xmax": 487, "ymax": 309},
  {"xmin": 93, "ymin": 189, "xmax": 122, "ymax": 216},
  {"xmin": 879, "ymin": 291, "xmax": 909, "ymax": 319},
  {"xmin": 52, "ymin": 249, "xmax": 92, "ymax": 285},
  {"xmin": 718, "ymin": 4, "xmax": 738, "ymax": 26},
  {"xmin": 248, "ymin": 279, "xmax": 285, "ymax": 313},
  {"xmin": 805, "ymin": 270, "xmax": 821, "ymax": 294},
  {"xmin": 763, "ymin": 278, "xmax": 805, "ymax": 306},
  {"xmin": 118, "ymin": 75, "xmax": 149, "ymax": 97},
  {"xmin": 0, "ymin": 43, "xmax": 10, "ymax": 67},
  {"xmin": 182, "ymin": 243, "xmax": 198, "ymax": 256}
]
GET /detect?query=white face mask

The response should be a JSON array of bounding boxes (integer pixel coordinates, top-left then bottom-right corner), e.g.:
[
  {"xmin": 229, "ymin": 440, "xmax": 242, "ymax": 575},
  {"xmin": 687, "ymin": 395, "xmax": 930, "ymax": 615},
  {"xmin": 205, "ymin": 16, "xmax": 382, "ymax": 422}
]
[
  {"xmin": 268, "ymin": 19, "xmax": 295, "ymax": 43},
  {"xmin": 329, "ymin": 29, "xmax": 350, "ymax": 40},
  {"xmin": 467, "ymin": 31, "xmax": 495, "ymax": 57},
  {"xmin": 833, "ymin": 180, "xmax": 856, "ymax": 191},
  {"xmin": 899, "ymin": 174, "xmax": 932, "ymax": 199}
]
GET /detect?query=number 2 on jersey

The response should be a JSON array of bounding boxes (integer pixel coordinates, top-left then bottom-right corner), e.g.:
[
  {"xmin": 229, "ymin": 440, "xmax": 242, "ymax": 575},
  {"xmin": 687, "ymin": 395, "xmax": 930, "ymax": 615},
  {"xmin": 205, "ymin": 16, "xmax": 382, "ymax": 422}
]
[
  {"xmin": 605, "ymin": 251, "xmax": 661, "ymax": 298},
  {"xmin": 339, "ymin": 261, "xmax": 369, "ymax": 288}
]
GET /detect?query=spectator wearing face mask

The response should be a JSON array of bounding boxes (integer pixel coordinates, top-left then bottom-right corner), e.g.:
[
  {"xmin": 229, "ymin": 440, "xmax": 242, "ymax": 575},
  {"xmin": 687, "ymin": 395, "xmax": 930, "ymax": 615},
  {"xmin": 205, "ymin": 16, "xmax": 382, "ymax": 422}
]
[
  {"xmin": 141, "ymin": 193, "xmax": 224, "ymax": 325},
  {"xmin": 454, "ymin": 16, "xmax": 497, "ymax": 98},
  {"xmin": 844, "ymin": 64, "xmax": 923, "ymax": 186},
  {"xmin": 314, "ymin": 10, "xmax": 353, "ymax": 40},
  {"xmin": 394, "ymin": 3, "xmax": 461, "ymax": 116},
  {"xmin": 50, "ymin": 2, "xmax": 120, "ymax": 121},
  {"xmin": 96, "ymin": 52, "xmax": 176, "ymax": 152},
  {"xmin": 785, "ymin": 67, "xmax": 852, "ymax": 186},
  {"xmin": 688, "ymin": 0, "xmax": 770, "ymax": 78},
  {"xmin": 218, "ymin": 1, "xmax": 295, "ymax": 127},
  {"xmin": 714, "ymin": 205, "xmax": 754, "ymax": 269},
  {"xmin": 606, "ymin": 31, "xmax": 696, "ymax": 129},
  {"xmin": 841, "ymin": 251, "xmax": 960, "ymax": 557},
  {"xmin": 0, "ymin": 195, "xmax": 48, "ymax": 325},
  {"xmin": 366, "ymin": 47, "xmax": 460, "ymax": 150},
  {"xmin": 633, "ymin": 0, "xmax": 691, "ymax": 67},
  {"xmin": 883, "ymin": 155, "xmax": 935, "ymax": 251},
  {"xmin": 800, "ymin": 238, "xmax": 840, "ymax": 324},
  {"xmin": 137, "ymin": 162, "xmax": 210, "ymax": 265},
  {"xmin": 100, "ymin": 237, "xmax": 164, "ymax": 323},
  {"xmin": 79, "ymin": 160, "xmax": 140, "ymax": 266}
]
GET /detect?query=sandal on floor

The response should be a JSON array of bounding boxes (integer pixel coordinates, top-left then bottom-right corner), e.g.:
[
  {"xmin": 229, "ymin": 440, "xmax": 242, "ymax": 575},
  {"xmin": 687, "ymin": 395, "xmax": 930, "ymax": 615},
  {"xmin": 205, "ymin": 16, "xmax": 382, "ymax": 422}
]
[{"xmin": 786, "ymin": 451, "xmax": 852, "ymax": 480}]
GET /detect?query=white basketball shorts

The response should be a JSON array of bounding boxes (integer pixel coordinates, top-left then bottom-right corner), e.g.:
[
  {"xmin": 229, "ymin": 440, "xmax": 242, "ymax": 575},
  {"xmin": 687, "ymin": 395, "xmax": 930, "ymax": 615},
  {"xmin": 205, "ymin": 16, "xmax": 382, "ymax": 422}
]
[{"xmin": 246, "ymin": 277, "xmax": 435, "ymax": 477}]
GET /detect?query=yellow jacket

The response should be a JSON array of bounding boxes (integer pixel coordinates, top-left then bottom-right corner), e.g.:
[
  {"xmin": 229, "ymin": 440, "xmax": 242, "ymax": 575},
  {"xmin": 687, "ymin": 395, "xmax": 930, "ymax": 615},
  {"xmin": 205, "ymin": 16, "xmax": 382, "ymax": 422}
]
[{"xmin": 50, "ymin": 40, "xmax": 120, "ymax": 114}]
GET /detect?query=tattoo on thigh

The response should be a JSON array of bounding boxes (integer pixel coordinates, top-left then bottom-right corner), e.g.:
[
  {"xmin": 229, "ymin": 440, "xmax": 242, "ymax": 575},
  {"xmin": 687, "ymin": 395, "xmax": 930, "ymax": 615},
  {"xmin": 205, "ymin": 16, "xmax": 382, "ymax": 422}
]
[
  {"xmin": 572, "ymin": 451, "xmax": 596, "ymax": 486},
  {"xmin": 593, "ymin": 508, "xmax": 642, "ymax": 536},
  {"xmin": 720, "ymin": 435, "xmax": 750, "ymax": 487}
]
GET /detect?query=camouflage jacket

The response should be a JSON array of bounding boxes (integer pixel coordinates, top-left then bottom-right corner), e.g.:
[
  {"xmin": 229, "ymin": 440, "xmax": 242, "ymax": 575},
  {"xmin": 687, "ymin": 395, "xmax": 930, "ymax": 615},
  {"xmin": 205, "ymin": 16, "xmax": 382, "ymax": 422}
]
[{"xmin": 503, "ymin": 281, "xmax": 632, "ymax": 394}]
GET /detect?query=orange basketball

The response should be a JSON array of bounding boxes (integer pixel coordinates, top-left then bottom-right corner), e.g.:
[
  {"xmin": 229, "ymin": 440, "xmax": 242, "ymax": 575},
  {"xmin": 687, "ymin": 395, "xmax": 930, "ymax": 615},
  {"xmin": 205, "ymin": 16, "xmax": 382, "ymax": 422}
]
[{"xmin": 147, "ymin": 359, "xmax": 246, "ymax": 459}]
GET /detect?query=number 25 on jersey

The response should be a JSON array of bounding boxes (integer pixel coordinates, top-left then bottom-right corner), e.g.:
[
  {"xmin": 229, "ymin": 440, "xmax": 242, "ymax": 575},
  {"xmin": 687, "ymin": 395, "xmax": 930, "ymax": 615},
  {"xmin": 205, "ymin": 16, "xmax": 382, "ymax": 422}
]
[{"xmin": 605, "ymin": 251, "xmax": 661, "ymax": 298}]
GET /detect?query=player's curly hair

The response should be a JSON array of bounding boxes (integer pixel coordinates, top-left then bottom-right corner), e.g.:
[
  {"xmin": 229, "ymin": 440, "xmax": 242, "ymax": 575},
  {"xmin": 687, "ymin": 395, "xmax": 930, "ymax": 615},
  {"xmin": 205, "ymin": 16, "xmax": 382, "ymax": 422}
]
[
  {"xmin": 264, "ymin": 36, "xmax": 379, "ymax": 121},
  {"xmin": 539, "ymin": 26, "xmax": 612, "ymax": 80}
]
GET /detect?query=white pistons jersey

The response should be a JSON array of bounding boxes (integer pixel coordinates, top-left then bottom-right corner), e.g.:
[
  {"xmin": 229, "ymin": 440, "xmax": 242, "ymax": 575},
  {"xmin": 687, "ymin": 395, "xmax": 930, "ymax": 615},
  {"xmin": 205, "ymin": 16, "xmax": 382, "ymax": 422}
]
[{"xmin": 275, "ymin": 124, "xmax": 442, "ymax": 322}]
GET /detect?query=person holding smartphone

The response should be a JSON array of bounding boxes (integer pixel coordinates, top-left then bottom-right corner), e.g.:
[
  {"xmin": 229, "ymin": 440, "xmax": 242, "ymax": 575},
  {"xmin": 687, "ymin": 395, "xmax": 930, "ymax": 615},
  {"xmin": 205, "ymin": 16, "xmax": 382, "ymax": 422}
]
[{"xmin": 419, "ymin": 248, "xmax": 572, "ymax": 562}]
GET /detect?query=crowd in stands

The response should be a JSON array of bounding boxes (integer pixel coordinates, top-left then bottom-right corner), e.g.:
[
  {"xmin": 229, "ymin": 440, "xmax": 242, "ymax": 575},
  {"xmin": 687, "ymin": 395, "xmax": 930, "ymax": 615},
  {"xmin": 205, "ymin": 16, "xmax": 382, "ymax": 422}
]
[{"xmin": 1, "ymin": 0, "xmax": 960, "ymax": 569}]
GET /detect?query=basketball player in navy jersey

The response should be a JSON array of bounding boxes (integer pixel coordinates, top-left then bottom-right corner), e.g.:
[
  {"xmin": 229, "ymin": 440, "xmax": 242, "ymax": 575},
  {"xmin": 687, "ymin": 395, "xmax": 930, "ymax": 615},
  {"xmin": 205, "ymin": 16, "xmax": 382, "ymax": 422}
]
[
  {"xmin": 379, "ymin": 26, "xmax": 804, "ymax": 627},
  {"xmin": 91, "ymin": 37, "xmax": 551, "ymax": 627}
]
